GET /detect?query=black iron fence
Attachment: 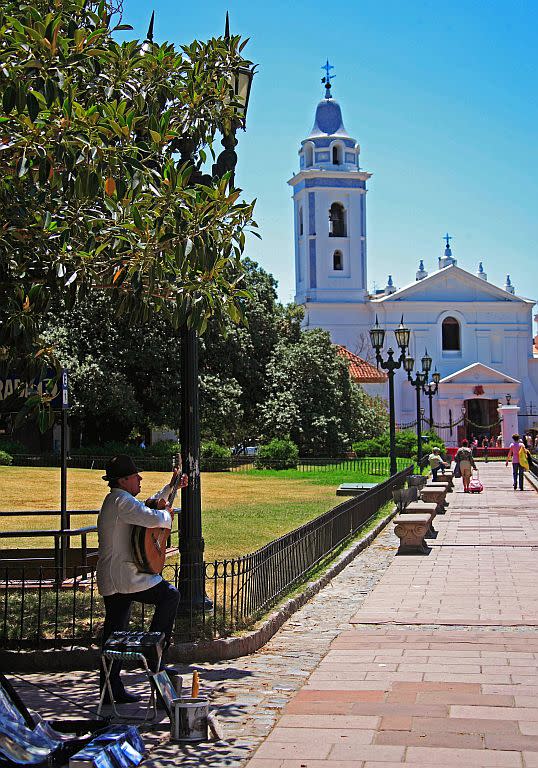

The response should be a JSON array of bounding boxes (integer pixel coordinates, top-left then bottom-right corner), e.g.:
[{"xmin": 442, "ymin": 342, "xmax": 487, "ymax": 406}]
[
  {"xmin": 0, "ymin": 466, "xmax": 412, "ymax": 650},
  {"xmin": 7, "ymin": 454, "xmax": 409, "ymax": 475}
]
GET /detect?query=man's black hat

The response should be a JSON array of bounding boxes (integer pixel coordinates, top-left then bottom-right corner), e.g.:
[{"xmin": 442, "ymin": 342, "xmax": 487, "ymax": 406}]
[{"xmin": 102, "ymin": 454, "xmax": 139, "ymax": 481}]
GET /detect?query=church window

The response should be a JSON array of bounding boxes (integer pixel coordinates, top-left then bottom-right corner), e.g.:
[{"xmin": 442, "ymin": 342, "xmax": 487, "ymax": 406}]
[
  {"xmin": 442, "ymin": 316, "xmax": 461, "ymax": 351},
  {"xmin": 299, "ymin": 207, "xmax": 303, "ymax": 236},
  {"xmin": 304, "ymin": 143, "xmax": 314, "ymax": 167},
  {"xmin": 329, "ymin": 203, "xmax": 346, "ymax": 237},
  {"xmin": 333, "ymin": 250, "xmax": 343, "ymax": 271},
  {"xmin": 332, "ymin": 145, "xmax": 341, "ymax": 164}
]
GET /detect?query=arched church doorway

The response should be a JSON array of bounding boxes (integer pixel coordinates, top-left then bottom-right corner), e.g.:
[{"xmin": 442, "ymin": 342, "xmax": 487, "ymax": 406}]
[{"xmin": 462, "ymin": 398, "xmax": 500, "ymax": 442}]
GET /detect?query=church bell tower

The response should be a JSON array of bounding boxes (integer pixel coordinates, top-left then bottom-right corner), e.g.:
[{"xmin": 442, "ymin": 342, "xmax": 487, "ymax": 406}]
[{"xmin": 288, "ymin": 62, "xmax": 371, "ymax": 318}]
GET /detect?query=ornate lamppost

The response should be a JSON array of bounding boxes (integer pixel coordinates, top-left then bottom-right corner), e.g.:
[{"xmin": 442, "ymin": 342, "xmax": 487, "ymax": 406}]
[
  {"xmin": 404, "ymin": 349, "xmax": 431, "ymax": 466},
  {"xmin": 423, "ymin": 368, "xmax": 441, "ymax": 428},
  {"xmin": 178, "ymin": 16, "xmax": 255, "ymax": 610},
  {"xmin": 369, "ymin": 315, "xmax": 411, "ymax": 476}
]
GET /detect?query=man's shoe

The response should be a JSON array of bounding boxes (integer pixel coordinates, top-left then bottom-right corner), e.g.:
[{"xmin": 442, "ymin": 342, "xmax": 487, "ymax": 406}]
[
  {"xmin": 116, "ymin": 690, "xmax": 141, "ymax": 704},
  {"xmin": 101, "ymin": 690, "xmax": 141, "ymax": 705}
]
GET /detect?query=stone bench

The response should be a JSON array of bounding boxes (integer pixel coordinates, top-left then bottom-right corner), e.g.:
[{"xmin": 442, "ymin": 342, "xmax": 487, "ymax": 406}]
[
  {"xmin": 394, "ymin": 513, "xmax": 432, "ymax": 555},
  {"xmin": 432, "ymin": 471, "xmax": 454, "ymax": 492},
  {"xmin": 336, "ymin": 482, "xmax": 377, "ymax": 496},
  {"xmin": 421, "ymin": 483, "xmax": 448, "ymax": 514},
  {"xmin": 401, "ymin": 501, "xmax": 438, "ymax": 537}
]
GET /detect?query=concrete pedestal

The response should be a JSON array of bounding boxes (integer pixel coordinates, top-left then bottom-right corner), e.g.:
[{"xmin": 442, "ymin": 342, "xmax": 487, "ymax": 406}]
[{"xmin": 498, "ymin": 404, "xmax": 520, "ymax": 448}]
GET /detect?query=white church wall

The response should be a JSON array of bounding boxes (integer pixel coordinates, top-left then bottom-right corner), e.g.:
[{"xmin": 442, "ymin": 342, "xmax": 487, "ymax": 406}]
[
  {"xmin": 303, "ymin": 302, "xmax": 373, "ymax": 353},
  {"xmin": 290, "ymin": 86, "xmax": 537, "ymax": 441},
  {"xmin": 362, "ymin": 382, "xmax": 388, "ymax": 400}
]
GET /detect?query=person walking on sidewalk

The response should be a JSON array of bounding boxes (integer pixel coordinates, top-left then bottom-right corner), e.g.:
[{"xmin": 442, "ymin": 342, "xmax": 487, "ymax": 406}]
[
  {"xmin": 455, "ymin": 439, "xmax": 476, "ymax": 493},
  {"xmin": 506, "ymin": 434, "xmax": 527, "ymax": 491}
]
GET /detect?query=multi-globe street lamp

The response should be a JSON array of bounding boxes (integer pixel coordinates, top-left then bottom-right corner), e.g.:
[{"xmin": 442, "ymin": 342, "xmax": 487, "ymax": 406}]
[
  {"xmin": 423, "ymin": 368, "xmax": 441, "ymax": 428},
  {"xmin": 369, "ymin": 315, "xmax": 411, "ymax": 476},
  {"xmin": 177, "ymin": 16, "xmax": 255, "ymax": 610},
  {"xmin": 403, "ymin": 349, "xmax": 433, "ymax": 466}
]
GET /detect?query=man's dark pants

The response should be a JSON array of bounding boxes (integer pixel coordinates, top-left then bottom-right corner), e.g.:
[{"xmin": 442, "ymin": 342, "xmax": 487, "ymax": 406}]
[
  {"xmin": 101, "ymin": 580, "xmax": 180, "ymax": 695},
  {"xmin": 512, "ymin": 463, "xmax": 524, "ymax": 491}
]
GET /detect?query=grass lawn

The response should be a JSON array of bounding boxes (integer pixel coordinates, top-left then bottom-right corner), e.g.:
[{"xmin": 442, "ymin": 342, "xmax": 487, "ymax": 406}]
[{"xmin": 0, "ymin": 465, "xmax": 387, "ymax": 560}]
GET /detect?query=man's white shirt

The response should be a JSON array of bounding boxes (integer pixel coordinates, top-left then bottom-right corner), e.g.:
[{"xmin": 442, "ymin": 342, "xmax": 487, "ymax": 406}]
[{"xmin": 97, "ymin": 484, "xmax": 172, "ymax": 596}]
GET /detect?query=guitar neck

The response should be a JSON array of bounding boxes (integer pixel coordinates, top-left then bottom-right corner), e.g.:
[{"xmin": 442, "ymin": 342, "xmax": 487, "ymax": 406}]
[{"xmin": 167, "ymin": 452, "xmax": 182, "ymax": 508}]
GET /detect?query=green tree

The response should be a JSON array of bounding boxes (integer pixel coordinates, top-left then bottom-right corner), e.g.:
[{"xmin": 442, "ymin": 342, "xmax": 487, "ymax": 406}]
[
  {"xmin": 42, "ymin": 292, "xmax": 182, "ymax": 442},
  {"xmin": 262, "ymin": 328, "xmax": 357, "ymax": 456},
  {"xmin": 199, "ymin": 258, "xmax": 280, "ymax": 444},
  {"xmin": 0, "ymin": 0, "xmax": 256, "ymax": 426},
  {"xmin": 43, "ymin": 257, "xmax": 279, "ymax": 446},
  {"xmin": 349, "ymin": 386, "xmax": 389, "ymax": 442}
]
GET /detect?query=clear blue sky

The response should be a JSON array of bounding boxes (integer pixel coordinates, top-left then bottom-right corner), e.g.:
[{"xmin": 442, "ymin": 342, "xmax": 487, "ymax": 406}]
[{"xmin": 122, "ymin": 0, "xmax": 537, "ymax": 312}]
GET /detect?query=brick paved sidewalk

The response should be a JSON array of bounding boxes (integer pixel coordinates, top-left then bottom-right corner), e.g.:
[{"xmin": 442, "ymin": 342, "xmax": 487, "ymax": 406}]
[
  {"xmin": 10, "ymin": 494, "xmax": 401, "ymax": 767},
  {"xmin": 246, "ymin": 462, "xmax": 538, "ymax": 767}
]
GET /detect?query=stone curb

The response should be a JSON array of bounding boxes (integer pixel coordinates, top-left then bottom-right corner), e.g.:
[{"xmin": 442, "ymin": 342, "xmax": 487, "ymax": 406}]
[
  {"xmin": 1, "ymin": 509, "xmax": 396, "ymax": 672},
  {"xmin": 525, "ymin": 470, "xmax": 538, "ymax": 492}
]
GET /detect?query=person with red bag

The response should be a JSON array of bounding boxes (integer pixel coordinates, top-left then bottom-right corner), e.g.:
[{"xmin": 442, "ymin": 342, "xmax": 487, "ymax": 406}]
[{"xmin": 454, "ymin": 439, "xmax": 476, "ymax": 493}]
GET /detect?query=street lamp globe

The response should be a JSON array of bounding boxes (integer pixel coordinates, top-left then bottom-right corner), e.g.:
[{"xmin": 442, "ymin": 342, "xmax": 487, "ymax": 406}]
[
  {"xmin": 432, "ymin": 370, "xmax": 441, "ymax": 385},
  {"xmin": 403, "ymin": 356, "xmax": 414, "ymax": 374},
  {"xmin": 224, "ymin": 12, "xmax": 255, "ymax": 128},
  {"xmin": 394, "ymin": 315, "xmax": 411, "ymax": 351},
  {"xmin": 417, "ymin": 371, "xmax": 427, "ymax": 386},
  {"xmin": 421, "ymin": 349, "xmax": 432, "ymax": 373},
  {"xmin": 233, "ymin": 65, "xmax": 255, "ymax": 128},
  {"xmin": 369, "ymin": 315, "xmax": 386, "ymax": 351}
]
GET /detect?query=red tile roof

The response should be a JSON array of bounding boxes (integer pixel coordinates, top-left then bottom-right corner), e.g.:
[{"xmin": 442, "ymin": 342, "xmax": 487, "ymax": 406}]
[{"xmin": 336, "ymin": 345, "xmax": 388, "ymax": 383}]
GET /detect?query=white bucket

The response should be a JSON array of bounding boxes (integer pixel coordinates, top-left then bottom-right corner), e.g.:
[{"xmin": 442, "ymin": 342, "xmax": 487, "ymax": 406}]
[{"xmin": 172, "ymin": 697, "xmax": 209, "ymax": 741}]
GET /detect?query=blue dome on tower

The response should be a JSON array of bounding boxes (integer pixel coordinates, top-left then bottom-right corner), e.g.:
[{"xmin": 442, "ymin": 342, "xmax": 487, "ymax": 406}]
[
  {"xmin": 298, "ymin": 61, "xmax": 361, "ymax": 172},
  {"xmin": 308, "ymin": 98, "xmax": 350, "ymax": 138}
]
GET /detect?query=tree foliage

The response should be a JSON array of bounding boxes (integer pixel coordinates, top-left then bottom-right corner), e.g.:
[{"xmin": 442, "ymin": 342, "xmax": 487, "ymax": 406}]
[
  {"xmin": 350, "ymin": 386, "xmax": 390, "ymax": 442},
  {"xmin": 0, "ymin": 0, "xmax": 257, "ymax": 413},
  {"xmin": 42, "ymin": 258, "xmax": 280, "ymax": 445},
  {"xmin": 254, "ymin": 438, "xmax": 299, "ymax": 469},
  {"xmin": 41, "ymin": 291, "xmax": 182, "ymax": 442},
  {"xmin": 261, "ymin": 328, "xmax": 358, "ymax": 456},
  {"xmin": 199, "ymin": 258, "xmax": 282, "ymax": 444}
]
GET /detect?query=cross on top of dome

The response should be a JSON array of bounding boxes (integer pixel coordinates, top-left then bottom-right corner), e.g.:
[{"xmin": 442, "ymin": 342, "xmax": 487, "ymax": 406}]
[{"xmin": 321, "ymin": 59, "xmax": 335, "ymax": 99}]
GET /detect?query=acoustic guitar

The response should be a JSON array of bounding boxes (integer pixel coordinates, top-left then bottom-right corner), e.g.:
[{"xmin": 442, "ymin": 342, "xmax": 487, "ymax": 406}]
[{"xmin": 131, "ymin": 453, "xmax": 182, "ymax": 574}]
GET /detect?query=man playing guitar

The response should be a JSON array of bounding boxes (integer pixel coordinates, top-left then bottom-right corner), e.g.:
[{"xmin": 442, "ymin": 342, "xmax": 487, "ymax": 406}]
[{"xmin": 97, "ymin": 454, "xmax": 187, "ymax": 703}]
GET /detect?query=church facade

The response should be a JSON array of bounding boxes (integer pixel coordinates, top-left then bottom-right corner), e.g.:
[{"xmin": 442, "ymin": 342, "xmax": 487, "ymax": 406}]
[{"xmin": 288, "ymin": 77, "xmax": 538, "ymax": 446}]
